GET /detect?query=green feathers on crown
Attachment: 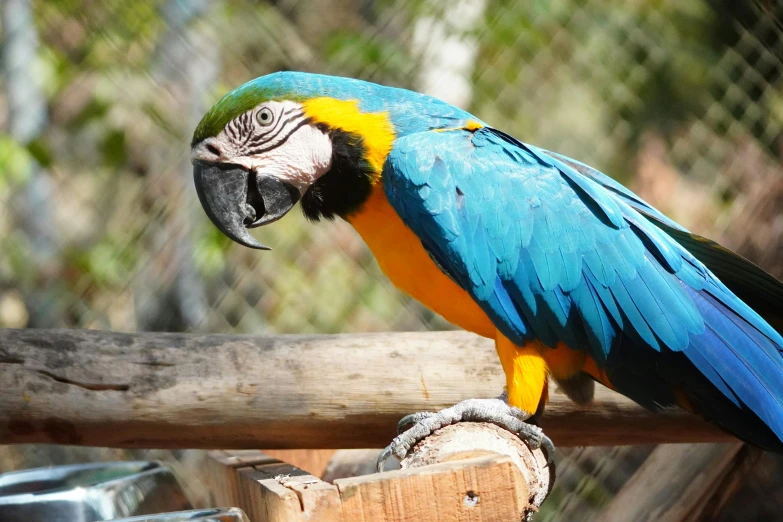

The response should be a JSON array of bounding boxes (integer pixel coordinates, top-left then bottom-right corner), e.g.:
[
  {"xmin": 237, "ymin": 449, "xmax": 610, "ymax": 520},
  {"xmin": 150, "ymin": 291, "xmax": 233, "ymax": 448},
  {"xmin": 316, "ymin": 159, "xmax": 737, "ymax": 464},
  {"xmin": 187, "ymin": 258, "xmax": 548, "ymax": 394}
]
[
  {"xmin": 193, "ymin": 88, "xmax": 265, "ymax": 145},
  {"xmin": 192, "ymin": 82, "xmax": 306, "ymax": 145}
]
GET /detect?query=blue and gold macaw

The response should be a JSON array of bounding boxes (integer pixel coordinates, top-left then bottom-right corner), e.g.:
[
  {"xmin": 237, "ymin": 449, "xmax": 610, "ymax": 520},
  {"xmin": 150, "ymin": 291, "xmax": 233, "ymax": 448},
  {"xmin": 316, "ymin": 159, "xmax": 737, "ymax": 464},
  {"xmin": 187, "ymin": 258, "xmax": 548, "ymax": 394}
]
[{"xmin": 191, "ymin": 72, "xmax": 783, "ymax": 467}]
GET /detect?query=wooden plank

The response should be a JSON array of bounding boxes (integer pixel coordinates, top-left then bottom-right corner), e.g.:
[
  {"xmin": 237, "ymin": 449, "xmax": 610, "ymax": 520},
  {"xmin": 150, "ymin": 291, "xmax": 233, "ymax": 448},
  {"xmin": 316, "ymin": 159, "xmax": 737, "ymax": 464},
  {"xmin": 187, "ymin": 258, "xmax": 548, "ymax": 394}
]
[
  {"xmin": 598, "ymin": 443, "xmax": 751, "ymax": 522},
  {"xmin": 238, "ymin": 466, "xmax": 305, "ymax": 522},
  {"xmin": 694, "ymin": 445, "xmax": 769, "ymax": 520},
  {"xmin": 257, "ymin": 463, "xmax": 343, "ymax": 521},
  {"xmin": 206, "ymin": 450, "xmax": 281, "ymax": 508},
  {"xmin": 205, "ymin": 450, "xmax": 241, "ymax": 508},
  {"xmin": 0, "ymin": 328, "xmax": 731, "ymax": 448},
  {"xmin": 688, "ymin": 445, "xmax": 763, "ymax": 521},
  {"xmin": 209, "ymin": 451, "xmax": 343, "ymax": 522},
  {"xmin": 335, "ymin": 455, "xmax": 530, "ymax": 521},
  {"xmin": 209, "ymin": 442, "xmax": 548, "ymax": 522},
  {"xmin": 262, "ymin": 449, "xmax": 337, "ymax": 478}
]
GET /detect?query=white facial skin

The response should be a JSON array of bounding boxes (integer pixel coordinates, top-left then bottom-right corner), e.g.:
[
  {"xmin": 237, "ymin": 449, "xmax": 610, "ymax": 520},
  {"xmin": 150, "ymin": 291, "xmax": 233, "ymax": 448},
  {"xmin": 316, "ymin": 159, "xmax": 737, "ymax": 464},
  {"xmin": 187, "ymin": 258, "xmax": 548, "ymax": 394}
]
[{"xmin": 191, "ymin": 100, "xmax": 333, "ymax": 195}]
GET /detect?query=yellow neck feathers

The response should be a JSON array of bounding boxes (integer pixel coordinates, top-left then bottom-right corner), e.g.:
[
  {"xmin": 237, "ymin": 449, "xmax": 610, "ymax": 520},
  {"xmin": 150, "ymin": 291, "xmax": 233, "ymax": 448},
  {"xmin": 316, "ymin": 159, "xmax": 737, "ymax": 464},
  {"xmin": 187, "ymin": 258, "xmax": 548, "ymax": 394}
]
[{"xmin": 302, "ymin": 97, "xmax": 395, "ymax": 181}]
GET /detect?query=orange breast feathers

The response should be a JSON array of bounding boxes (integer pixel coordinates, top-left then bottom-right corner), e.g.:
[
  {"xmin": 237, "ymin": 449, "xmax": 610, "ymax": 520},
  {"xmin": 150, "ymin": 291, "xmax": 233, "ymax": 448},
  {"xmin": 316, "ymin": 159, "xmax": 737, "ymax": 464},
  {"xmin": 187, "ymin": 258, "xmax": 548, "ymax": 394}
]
[{"xmin": 348, "ymin": 185, "xmax": 497, "ymax": 339}]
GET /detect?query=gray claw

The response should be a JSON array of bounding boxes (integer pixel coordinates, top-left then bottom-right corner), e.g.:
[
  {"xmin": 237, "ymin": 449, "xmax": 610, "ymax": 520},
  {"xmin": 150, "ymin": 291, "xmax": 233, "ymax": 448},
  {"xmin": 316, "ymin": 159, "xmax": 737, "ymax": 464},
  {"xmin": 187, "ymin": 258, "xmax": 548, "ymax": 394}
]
[
  {"xmin": 376, "ymin": 444, "xmax": 394, "ymax": 473},
  {"xmin": 397, "ymin": 411, "xmax": 435, "ymax": 434},
  {"xmin": 539, "ymin": 432, "xmax": 556, "ymax": 466},
  {"xmin": 515, "ymin": 421, "xmax": 556, "ymax": 465}
]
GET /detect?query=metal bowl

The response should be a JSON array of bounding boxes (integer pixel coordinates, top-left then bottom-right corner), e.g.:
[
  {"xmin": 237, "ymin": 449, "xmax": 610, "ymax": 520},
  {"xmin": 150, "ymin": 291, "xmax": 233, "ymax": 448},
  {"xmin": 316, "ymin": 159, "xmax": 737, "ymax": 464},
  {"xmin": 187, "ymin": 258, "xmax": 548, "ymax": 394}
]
[
  {"xmin": 109, "ymin": 508, "xmax": 250, "ymax": 522},
  {"xmin": 0, "ymin": 461, "xmax": 191, "ymax": 522}
]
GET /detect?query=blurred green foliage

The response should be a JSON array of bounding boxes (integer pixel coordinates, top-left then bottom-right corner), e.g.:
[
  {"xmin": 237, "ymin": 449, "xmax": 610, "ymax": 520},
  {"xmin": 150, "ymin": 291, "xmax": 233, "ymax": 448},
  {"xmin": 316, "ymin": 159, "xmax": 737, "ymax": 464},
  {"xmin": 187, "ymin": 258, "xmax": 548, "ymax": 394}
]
[{"xmin": 0, "ymin": 136, "xmax": 34, "ymax": 191}]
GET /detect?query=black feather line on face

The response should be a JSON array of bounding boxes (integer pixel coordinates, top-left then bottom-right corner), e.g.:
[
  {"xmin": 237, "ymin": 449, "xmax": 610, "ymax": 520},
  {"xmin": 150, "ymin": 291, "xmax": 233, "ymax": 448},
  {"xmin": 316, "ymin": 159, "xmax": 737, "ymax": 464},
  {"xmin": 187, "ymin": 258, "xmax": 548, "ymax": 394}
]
[{"xmin": 300, "ymin": 123, "xmax": 376, "ymax": 222}]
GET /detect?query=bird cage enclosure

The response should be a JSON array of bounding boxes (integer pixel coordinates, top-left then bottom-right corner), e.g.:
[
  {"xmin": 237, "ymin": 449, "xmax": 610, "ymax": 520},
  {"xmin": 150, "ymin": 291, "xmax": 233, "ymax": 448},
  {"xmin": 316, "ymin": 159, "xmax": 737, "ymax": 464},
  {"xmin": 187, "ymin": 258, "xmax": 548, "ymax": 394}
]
[{"xmin": 1, "ymin": 1, "xmax": 782, "ymax": 520}]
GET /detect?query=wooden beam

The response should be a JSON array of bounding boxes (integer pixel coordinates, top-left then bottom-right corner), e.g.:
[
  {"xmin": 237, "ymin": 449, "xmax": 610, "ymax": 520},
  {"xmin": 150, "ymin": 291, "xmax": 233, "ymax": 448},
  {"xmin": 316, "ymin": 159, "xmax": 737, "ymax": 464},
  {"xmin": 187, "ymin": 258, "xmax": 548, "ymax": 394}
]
[
  {"xmin": 207, "ymin": 447, "xmax": 544, "ymax": 522},
  {"xmin": 336, "ymin": 455, "xmax": 532, "ymax": 522},
  {"xmin": 598, "ymin": 443, "xmax": 762, "ymax": 522},
  {"xmin": 237, "ymin": 462, "xmax": 343, "ymax": 522},
  {"xmin": 206, "ymin": 450, "xmax": 282, "ymax": 509},
  {"xmin": 0, "ymin": 328, "xmax": 731, "ymax": 448}
]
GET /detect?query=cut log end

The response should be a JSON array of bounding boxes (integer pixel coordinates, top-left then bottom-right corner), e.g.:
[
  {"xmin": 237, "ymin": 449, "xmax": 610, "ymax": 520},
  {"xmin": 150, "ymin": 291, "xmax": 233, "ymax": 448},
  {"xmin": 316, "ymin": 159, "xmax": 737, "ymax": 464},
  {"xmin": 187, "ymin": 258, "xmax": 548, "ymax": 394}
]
[{"xmin": 400, "ymin": 422, "xmax": 554, "ymax": 520}]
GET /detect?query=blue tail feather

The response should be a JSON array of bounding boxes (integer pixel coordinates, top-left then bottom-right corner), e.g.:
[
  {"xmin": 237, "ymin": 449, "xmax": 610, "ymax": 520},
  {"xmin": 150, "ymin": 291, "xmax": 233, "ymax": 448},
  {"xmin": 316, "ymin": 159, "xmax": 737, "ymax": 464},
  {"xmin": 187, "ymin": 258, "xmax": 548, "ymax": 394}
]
[
  {"xmin": 599, "ymin": 263, "xmax": 783, "ymax": 452},
  {"xmin": 672, "ymin": 285, "xmax": 783, "ymax": 450}
]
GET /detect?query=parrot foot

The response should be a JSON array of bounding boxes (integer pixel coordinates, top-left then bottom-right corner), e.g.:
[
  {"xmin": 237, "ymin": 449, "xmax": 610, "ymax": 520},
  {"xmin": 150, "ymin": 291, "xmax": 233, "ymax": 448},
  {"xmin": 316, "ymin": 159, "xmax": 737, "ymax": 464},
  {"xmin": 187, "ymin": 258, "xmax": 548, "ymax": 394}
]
[{"xmin": 376, "ymin": 397, "xmax": 554, "ymax": 472}]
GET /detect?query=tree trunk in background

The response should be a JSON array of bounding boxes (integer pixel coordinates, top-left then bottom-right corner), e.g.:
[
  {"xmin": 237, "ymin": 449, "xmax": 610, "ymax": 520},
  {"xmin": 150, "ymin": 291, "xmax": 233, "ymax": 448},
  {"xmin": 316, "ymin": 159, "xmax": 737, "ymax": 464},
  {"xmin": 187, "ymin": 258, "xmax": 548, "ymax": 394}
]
[
  {"xmin": 175, "ymin": 6, "xmax": 216, "ymax": 331},
  {"xmin": 2, "ymin": 0, "xmax": 61, "ymax": 327},
  {"xmin": 135, "ymin": 0, "xmax": 215, "ymax": 332},
  {"xmin": 412, "ymin": 0, "xmax": 486, "ymax": 109}
]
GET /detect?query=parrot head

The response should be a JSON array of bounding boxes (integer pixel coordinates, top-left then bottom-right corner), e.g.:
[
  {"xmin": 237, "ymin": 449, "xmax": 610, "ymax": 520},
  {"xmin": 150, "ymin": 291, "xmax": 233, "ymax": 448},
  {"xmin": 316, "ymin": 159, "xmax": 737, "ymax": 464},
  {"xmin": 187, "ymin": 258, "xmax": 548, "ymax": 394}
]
[{"xmin": 191, "ymin": 71, "xmax": 475, "ymax": 249}]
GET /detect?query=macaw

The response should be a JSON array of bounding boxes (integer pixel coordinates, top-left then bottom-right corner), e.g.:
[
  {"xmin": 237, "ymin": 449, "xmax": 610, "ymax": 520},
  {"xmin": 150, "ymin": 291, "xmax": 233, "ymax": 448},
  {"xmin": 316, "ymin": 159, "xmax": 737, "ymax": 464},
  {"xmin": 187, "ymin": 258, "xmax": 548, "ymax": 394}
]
[{"xmin": 191, "ymin": 72, "xmax": 783, "ymax": 469}]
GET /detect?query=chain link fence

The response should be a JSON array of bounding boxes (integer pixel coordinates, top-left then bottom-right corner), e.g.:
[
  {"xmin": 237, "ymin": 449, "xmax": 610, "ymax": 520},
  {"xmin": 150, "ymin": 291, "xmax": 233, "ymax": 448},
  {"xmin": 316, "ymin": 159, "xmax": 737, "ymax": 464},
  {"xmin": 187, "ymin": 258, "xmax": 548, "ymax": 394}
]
[{"xmin": 1, "ymin": 0, "xmax": 781, "ymax": 519}]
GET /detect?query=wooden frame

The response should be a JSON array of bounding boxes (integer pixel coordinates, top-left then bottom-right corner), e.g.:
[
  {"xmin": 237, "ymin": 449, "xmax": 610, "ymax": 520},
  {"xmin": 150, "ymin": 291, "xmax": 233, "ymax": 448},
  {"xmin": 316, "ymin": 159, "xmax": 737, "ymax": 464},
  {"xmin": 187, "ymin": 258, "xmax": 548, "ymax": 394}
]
[
  {"xmin": 0, "ymin": 327, "xmax": 761, "ymax": 521},
  {"xmin": 206, "ymin": 450, "xmax": 538, "ymax": 522}
]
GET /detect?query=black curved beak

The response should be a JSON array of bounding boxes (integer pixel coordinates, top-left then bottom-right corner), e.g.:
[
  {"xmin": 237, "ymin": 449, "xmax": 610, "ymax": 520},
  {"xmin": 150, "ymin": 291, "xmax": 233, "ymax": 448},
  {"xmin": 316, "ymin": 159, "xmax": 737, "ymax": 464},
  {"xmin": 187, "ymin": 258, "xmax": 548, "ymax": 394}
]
[{"xmin": 193, "ymin": 160, "xmax": 300, "ymax": 250}]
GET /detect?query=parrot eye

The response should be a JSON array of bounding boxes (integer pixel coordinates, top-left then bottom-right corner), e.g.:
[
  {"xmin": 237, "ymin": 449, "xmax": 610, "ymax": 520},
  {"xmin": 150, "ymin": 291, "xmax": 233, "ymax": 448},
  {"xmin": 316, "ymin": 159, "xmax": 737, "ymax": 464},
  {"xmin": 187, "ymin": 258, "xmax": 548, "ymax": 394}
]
[{"xmin": 256, "ymin": 107, "xmax": 274, "ymax": 127}]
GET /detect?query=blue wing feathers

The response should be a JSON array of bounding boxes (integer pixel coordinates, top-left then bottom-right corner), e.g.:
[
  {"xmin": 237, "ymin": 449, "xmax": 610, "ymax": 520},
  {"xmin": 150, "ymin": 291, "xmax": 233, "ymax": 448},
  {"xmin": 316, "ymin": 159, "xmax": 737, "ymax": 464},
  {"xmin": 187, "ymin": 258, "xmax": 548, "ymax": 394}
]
[
  {"xmin": 385, "ymin": 127, "xmax": 783, "ymax": 451},
  {"xmin": 550, "ymin": 147, "xmax": 783, "ymax": 333},
  {"xmin": 543, "ymin": 148, "xmax": 688, "ymax": 232}
]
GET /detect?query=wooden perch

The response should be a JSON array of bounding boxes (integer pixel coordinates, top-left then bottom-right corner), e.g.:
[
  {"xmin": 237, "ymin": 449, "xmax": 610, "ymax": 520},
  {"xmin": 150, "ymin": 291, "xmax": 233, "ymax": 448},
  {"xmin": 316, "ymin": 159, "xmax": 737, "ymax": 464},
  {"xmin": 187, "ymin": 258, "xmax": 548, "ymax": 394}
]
[
  {"xmin": 0, "ymin": 328, "xmax": 731, "ymax": 448},
  {"xmin": 207, "ymin": 426, "xmax": 552, "ymax": 522}
]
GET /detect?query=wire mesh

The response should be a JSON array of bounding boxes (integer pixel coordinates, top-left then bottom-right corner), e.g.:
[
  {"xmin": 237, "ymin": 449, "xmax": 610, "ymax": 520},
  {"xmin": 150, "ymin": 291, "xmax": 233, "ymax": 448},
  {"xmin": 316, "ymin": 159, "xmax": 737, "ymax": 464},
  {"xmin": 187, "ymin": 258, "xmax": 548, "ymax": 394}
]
[{"xmin": 1, "ymin": 0, "xmax": 782, "ymax": 519}]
